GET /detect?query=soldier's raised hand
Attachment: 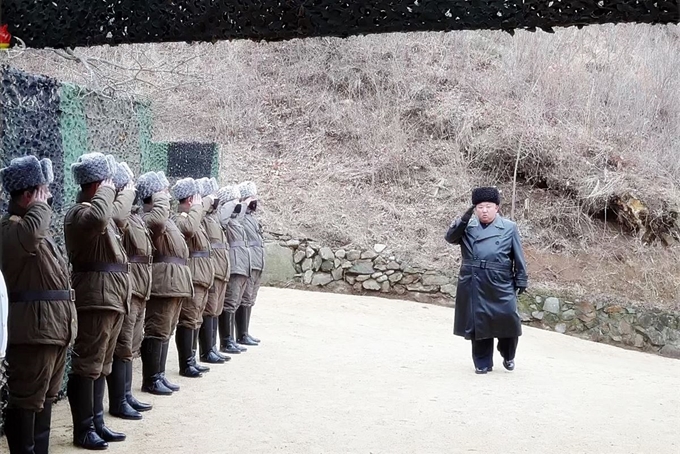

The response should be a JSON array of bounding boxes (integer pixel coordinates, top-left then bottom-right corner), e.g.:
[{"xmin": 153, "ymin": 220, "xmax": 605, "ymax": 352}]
[
  {"xmin": 191, "ymin": 194, "xmax": 203, "ymax": 206},
  {"xmin": 30, "ymin": 186, "xmax": 50, "ymax": 205},
  {"xmin": 101, "ymin": 178, "xmax": 116, "ymax": 190}
]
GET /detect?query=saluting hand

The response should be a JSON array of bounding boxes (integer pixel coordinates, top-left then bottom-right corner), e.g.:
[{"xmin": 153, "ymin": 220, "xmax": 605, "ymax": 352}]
[
  {"xmin": 30, "ymin": 186, "xmax": 50, "ymax": 206},
  {"xmin": 461, "ymin": 205, "xmax": 475, "ymax": 223},
  {"xmin": 124, "ymin": 180, "xmax": 136, "ymax": 191},
  {"xmin": 190, "ymin": 194, "xmax": 203, "ymax": 206},
  {"xmin": 101, "ymin": 179, "xmax": 116, "ymax": 190}
]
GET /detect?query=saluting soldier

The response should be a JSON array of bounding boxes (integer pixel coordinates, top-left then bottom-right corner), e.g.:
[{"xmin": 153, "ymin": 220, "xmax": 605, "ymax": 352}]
[
  {"xmin": 106, "ymin": 159, "xmax": 153, "ymax": 420},
  {"xmin": 196, "ymin": 178, "xmax": 230, "ymax": 364},
  {"xmin": 1, "ymin": 156, "xmax": 76, "ymax": 454},
  {"xmin": 136, "ymin": 171, "xmax": 192, "ymax": 396},
  {"xmin": 217, "ymin": 186, "xmax": 250, "ymax": 354},
  {"xmin": 171, "ymin": 178, "xmax": 216, "ymax": 377},
  {"xmin": 237, "ymin": 181, "xmax": 264, "ymax": 346},
  {"xmin": 64, "ymin": 152, "xmax": 130, "ymax": 450}
]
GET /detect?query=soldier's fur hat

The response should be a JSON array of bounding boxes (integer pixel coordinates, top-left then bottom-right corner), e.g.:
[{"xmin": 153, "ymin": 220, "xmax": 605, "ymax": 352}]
[
  {"xmin": 136, "ymin": 171, "xmax": 165, "ymax": 201},
  {"xmin": 71, "ymin": 152, "xmax": 114, "ymax": 186},
  {"xmin": 156, "ymin": 171, "xmax": 170, "ymax": 189},
  {"xmin": 472, "ymin": 187, "xmax": 501, "ymax": 206},
  {"xmin": 40, "ymin": 159, "xmax": 54, "ymax": 185},
  {"xmin": 172, "ymin": 178, "xmax": 200, "ymax": 201},
  {"xmin": 238, "ymin": 181, "xmax": 258, "ymax": 199},
  {"xmin": 112, "ymin": 162, "xmax": 134, "ymax": 191},
  {"xmin": 0, "ymin": 155, "xmax": 53, "ymax": 193},
  {"xmin": 198, "ymin": 177, "xmax": 219, "ymax": 197},
  {"xmin": 216, "ymin": 185, "xmax": 241, "ymax": 205}
]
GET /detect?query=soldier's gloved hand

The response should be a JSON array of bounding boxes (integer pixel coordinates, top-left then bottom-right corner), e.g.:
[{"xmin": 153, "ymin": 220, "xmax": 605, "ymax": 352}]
[
  {"xmin": 516, "ymin": 287, "xmax": 526, "ymax": 295},
  {"xmin": 461, "ymin": 205, "xmax": 475, "ymax": 224}
]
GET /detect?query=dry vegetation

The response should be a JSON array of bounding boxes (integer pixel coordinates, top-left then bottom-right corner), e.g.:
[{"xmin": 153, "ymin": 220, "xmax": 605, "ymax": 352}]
[{"xmin": 6, "ymin": 23, "xmax": 680, "ymax": 308}]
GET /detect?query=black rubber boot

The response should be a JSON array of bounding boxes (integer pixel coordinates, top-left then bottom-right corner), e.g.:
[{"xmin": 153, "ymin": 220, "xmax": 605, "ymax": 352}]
[
  {"xmin": 236, "ymin": 306, "xmax": 258, "ymax": 346},
  {"xmin": 107, "ymin": 357, "xmax": 142, "ymax": 420},
  {"xmin": 125, "ymin": 360, "xmax": 152, "ymax": 411},
  {"xmin": 212, "ymin": 316, "xmax": 231, "ymax": 360},
  {"xmin": 140, "ymin": 338, "xmax": 173, "ymax": 396},
  {"xmin": 176, "ymin": 326, "xmax": 203, "ymax": 378},
  {"xmin": 219, "ymin": 311, "xmax": 246, "ymax": 354},
  {"xmin": 200, "ymin": 315, "xmax": 227, "ymax": 364},
  {"xmin": 5, "ymin": 407, "xmax": 36, "ymax": 454},
  {"xmin": 93, "ymin": 376, "xmax": 126, "ymax": 442},
  {"xmin": 160, "ymin": 340, "xmax": 181, "ymax": 391},
  {"xmin": 67, "ymin": 375, "xmax": 108, "ymax": 450},
  {"xmin": 244, "ymin": 306, "xmax": 260, "ymax": 344},
  {"xmin": 34, "ymin": 399, "xmax": 53, "ymax": 454},
  {"xmin": 190, "ymin": 328, "xmax": 210, "ymax": 373}
]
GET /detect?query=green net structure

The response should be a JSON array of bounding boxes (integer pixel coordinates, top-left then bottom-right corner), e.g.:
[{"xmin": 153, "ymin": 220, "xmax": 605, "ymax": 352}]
[{"xmin": 0, "ymin": 66, "xmax": 222, "ymax": 435}]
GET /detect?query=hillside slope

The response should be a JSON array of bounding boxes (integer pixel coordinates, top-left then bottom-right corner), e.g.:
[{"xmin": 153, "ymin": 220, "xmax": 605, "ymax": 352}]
[{"xmin": 6, "ymin": 24, "xmax": 680, "ymax": 307}]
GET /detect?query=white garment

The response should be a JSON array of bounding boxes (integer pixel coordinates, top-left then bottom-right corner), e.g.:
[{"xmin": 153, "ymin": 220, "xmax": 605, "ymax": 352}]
[{"xmin": 0, "ymin": 270, "xmax": 8, "ymax": 358}]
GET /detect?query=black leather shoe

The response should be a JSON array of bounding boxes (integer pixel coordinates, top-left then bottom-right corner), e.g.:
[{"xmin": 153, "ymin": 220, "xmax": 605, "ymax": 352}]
[
  {"xmin": 177, "ymin": 326, "xmax": 204, "ymax": 378},
  {"xmin": 67, "ymin": 375, "xmax": 109, "ymax": 450},
  {"xmin": 503, "ymin": 360, "xmax": 515, "ymax": 371},
  {"xmin": 160, "ymin": 340, "xmax": 180, "ymax": 391},
  {"xmin": 141, "ymin": 338, "xmax": 174, "ymax": 396},
  {"xmin": 475, "ymin": 367, "xmax": 491, "ymax": 374},
  {"xmin": 94, "ymin": 377, "xmax": 126, "ymax": 442},
  {"xmin": 199, "ymin": 316, "xmax": 227, "ymax": 364},
  {"xmin": 107, "ymin": 358, "xmax": 142, "ymax": 420},
  {"xmin": 125, "ymin": 361, "xmax": 153, "ymax": 411}
]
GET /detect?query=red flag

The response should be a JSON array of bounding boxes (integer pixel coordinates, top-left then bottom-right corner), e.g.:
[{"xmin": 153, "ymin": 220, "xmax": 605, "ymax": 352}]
[{"xmin": 0, "ymin": 25, "xmax": 11, "ymax": 49}]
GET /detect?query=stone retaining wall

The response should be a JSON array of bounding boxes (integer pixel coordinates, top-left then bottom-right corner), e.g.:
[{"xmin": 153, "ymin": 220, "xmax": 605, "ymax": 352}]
[
  {"xmin": 265, "ymin": 233, "xmax": 680, "ymax": 360},
  {"xmin": 268, "ymin": 234, "xmax": 455, "ymax": 306}
]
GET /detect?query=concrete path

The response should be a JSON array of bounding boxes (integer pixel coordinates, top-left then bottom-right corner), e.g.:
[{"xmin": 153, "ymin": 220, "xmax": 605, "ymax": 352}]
[{"xmin": 41, "ymin": 287, "xmax": 680, "ymax": 453}]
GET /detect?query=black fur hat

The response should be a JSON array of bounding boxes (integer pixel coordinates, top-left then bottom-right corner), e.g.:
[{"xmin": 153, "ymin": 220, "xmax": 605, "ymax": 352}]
[{"xmin": 472, "ymin": 187, "xmax": 500, "ymax": 206}]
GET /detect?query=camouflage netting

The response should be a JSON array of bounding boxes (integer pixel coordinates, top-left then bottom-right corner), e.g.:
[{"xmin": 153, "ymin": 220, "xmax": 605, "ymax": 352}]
[
  {"xmin": 0, "ymin": 66, "xmax": 221, "ymax": 435},
  {"xmin": 3, "ymin": 0, "xmax": 679, "ymax": 49}
]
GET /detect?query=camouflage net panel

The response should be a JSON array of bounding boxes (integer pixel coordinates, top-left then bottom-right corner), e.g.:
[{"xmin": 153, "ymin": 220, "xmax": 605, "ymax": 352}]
[
  {"xmin": 0, "ymin": 66, "xmax": 221, "ymax": 435},
  {"xmin": 3, "ymin": 0, "xmax": 679, "ymax": 49}
]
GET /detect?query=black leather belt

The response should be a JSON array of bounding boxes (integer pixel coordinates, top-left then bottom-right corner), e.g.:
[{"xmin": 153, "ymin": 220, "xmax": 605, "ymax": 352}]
[
  {"xmin": 129, "ymin": 255, "xmax": 153, "ymax": 265},
  {"xmin": 9, "ymin": 289, "xmax": 76, "ymax": 302},
  {"xmin": 153, "ymin": 255, "xmax": 187, "ymax": 266},
  {"xmin": 190, "ymin": 250, "xmax": 210, "ymax": 258},
  {"xmin": 461, "ymin": 260, "xmax": 512, "ymax": 271},
  {"xmin": 71, "ymin": 262, "xmax": 129, "ymax": 273}
]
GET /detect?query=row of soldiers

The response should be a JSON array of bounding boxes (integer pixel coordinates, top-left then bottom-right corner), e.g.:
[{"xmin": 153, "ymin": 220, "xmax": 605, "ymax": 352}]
[{"xmin": 0, "ymin": 151, "xmax": 266, "ymax": 453}]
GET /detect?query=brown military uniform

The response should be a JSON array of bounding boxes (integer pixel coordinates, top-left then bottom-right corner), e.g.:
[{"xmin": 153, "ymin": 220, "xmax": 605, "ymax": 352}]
[
  {"xmin": 202, "ymin": 208, "xmax": 230, "ymax": 318},
  {"xmin": 174, "ymin": 198, "xmax": 215, "ymax": 330},
  {"xmin": 222, "ymin": 214, "xmax": 251, "ymax": 314},
  {"xmin": 1, "ymin": 200, "xmax": 77, "ymax": 411},
  {"xmin": 64, "ymin": 186, "xmax": 130, "ymax": 379},
  {"xmin": 241, "ymin": 211, "xmax": 265, "ymax": 308},
  {"xmin": 112, "ymin": 189, "xmax": 153, "ymax": 360},
  {"xmin": 144, "ymin": 191, "xmax": 193, "ymax": 340}
]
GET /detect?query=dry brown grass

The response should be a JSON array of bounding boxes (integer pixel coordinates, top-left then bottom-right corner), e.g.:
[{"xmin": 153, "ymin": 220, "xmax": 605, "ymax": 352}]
[{"xmin": 6, "ymin": 23, "xmax": 680, "ymax": 307}]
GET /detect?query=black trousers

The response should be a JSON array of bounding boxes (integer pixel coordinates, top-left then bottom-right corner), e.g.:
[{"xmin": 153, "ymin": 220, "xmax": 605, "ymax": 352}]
[{"xmin": 471, "ymin": 337, "xmax": 518, "ymax": 369}]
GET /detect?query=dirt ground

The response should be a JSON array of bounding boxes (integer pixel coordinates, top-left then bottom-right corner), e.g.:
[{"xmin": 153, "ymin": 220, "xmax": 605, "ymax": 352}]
[{"xmin": 35, "ymin": 287, "xmax": 680, "ymax": 453}]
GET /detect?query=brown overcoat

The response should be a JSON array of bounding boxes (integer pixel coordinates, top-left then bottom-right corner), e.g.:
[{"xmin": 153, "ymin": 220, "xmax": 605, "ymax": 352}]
[
  {"xmin": 1, "ymin": 200, "xmax": 77, "ymax": 346},
  {"xmin": 143, "ymin": 191, "xmax": 193, "ymax": 298},
  {"xmin": 64, "ymin": 185, "xmax": 130, "ymax": 313}
]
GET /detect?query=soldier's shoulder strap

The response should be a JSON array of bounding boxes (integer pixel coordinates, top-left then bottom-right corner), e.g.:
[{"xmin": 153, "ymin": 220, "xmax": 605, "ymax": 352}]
[
  {"xmin": 81, "ymin": 202, "xmax": 92, "ymax": 207},
  {"xmin": 8, "ymin": 215, "xmax": 21, "ymax": 222}
]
